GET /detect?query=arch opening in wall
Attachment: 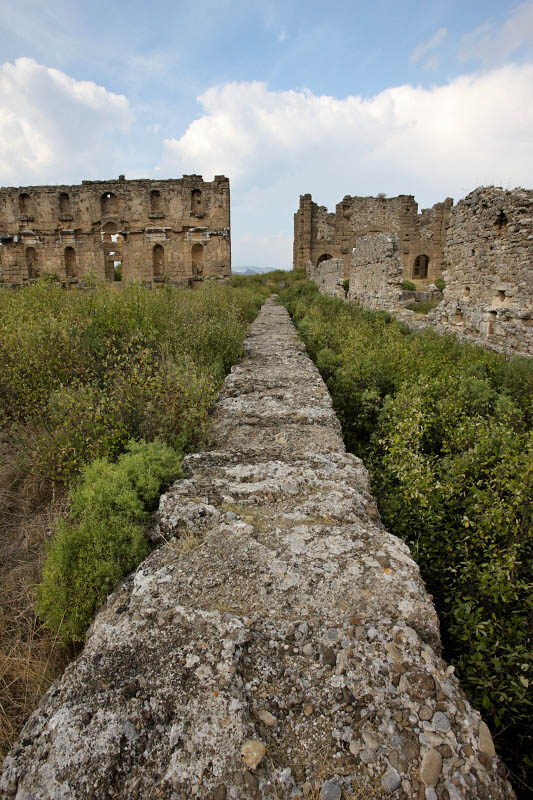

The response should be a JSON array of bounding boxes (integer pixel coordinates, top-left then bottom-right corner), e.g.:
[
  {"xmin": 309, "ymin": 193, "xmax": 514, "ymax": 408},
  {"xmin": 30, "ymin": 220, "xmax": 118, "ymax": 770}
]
[
  {"xmin": 413, "ymin": 254, "xmax": 429, "ymax": 279},
  {"xmin": 59, "ymin": 192, "xmax": 71, "ymax": 215},
  {"xmin": 191, "ymin": 189, "xmax": 202, "ymax": 214},
  {"xmin": 152, "ymin": 244, "xmax": 165, "ymax": 277},
  {"xmin": 150, "ymin": 190, "xmax": 161, "ymax": 212},
  {"xmin": 101, "ymin": 192, "xmax": 118, "ymax": 216},
  {"xmin": 317, "ymin": 253, "xmax": 333, "ymax": 267},
  {"xmin": 64, "ymin": 246, "xmax": 77, "ymax": 278},
  {"xmin": 451, "ymin": 309, "xmax": 464, "ymax": 326},
  {"xmin": 19, "ymin": 193, "xmax": 32, "ymax": 215},
  {"xmin": 25, "ymin": 247, "xmax": 39, "ymax": 279},
  {"xmin": 102, "ymin": 221, "xmax": 121, "ymax": 281},
  {"xmin": 191, "ymin": 243, "xmax": 204, "ymax": 276}
]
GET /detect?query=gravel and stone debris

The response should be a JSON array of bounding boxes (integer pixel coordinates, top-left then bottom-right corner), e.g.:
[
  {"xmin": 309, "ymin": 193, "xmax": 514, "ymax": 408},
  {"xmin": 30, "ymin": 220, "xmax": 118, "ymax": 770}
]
[{"xmin": 1, "ymin": 299, "xmax": 515, "ymax": 799}]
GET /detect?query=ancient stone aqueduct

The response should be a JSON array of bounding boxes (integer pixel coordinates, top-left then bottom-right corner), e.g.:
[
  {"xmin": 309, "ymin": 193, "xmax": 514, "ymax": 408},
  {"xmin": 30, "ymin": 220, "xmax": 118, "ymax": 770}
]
[
  {"xmin": 1, "ymin": 299, "xmax": 516, "ymax": 800},
  {"xmin": 1, "ymin": 177, "xmax": 530, "ymax": 797}
]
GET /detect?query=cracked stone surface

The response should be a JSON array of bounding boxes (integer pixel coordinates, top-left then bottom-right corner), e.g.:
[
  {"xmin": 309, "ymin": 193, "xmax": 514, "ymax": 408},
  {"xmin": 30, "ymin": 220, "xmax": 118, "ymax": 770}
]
[{"xmin": 1, "ymin": 298, "xmax": 515, "ymax": 799}]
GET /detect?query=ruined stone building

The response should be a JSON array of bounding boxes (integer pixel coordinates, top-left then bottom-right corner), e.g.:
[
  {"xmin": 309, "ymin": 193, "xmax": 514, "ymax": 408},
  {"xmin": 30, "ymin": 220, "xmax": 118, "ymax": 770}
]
[
  {"xmin": 0, "ymin": 175, "xmax": 231, "ymax": 284},
  {"xmin": 293, "ymin": 192, "xmax": 452, "ymax": 282},
  {"xmin": 428, "ymin": 187, "xmax": 533, "ymax": 356},
  {"xmin": 298, "ymin": 186, "xmax": 533, "ymax": 356}
]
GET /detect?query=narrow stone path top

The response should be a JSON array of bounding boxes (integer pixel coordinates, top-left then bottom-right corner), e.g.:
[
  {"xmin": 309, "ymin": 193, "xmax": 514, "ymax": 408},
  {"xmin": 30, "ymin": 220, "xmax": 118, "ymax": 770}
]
[{"xmin": 2, "ymin": 299, "xmax": 514, "ymax": 799}]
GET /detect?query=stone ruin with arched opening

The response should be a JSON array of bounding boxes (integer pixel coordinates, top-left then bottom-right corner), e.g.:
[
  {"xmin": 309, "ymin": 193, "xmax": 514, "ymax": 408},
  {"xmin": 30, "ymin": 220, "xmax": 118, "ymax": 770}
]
[
  {"xmin": 0, "ymin": 175, "xmax": 231, "ymax": 285},
  {"xmin": 296, "ymin": 186, "xmax": 532, "ymax": 356}
]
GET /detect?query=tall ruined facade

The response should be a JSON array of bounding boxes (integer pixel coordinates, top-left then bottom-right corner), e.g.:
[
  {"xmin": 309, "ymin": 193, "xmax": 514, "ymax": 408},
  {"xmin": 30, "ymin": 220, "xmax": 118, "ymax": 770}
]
[
  {"xmin": 293, "ymin": 192, "xmax": 452, "ymax": 281},
  {"xmin": 299, "ymin": 186, "xmax": 533, "ymax": 356},
  {"xmin": 0, "ymin": 175, "xmax": 231, "ymax": 284}
]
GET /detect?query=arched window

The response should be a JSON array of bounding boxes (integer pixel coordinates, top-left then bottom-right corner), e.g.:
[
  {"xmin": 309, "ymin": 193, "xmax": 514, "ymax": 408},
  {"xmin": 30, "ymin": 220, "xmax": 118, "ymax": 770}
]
[
  {"xmin": 317, "ymin": 253, "xmax": 332, "ymax": 267},
  {"xmin": 153, "ymin": 244, "xmax": 165, "ymax": 276},
  {"xmin": 101, "ymin": 192, "xmax": 118, "ymax": 216},
  {"xmin": 59, "ymin": 192, "xmax": 71, "ymax": 215},
  {"xmin": 150, "ymin": 190, "xmax": 161, "ymax": 212},
  {"xmin": 19, "ymin": 193, "xmax": 32, "ymax": 215},
  {"xmin": 413, "ymin": 254, "xmax": 429, "ymax": 279},
  {"xmin": 25, "ymin": 247, "xmax": 39, "ymax": 278},
  {"xmin": 64, "ymin": 246, "xmax": 77, "ymax": 277},
  {"xmin": 191, "ymin": 189, "xmax": 202, "ymax": 213},
  {"xmin": 191, "ymin": 243, "xmax": 204, "ymax": 275},
  {"xmin": 102, "ymin": 221, "xmax": 120, "ymax": 281}
]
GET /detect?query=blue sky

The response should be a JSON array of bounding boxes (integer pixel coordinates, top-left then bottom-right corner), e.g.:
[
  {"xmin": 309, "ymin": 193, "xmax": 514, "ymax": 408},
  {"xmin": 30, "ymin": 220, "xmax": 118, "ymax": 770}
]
[{"xmin": 1, "ymin": 1, "xmax": 532, "ymax": 266}]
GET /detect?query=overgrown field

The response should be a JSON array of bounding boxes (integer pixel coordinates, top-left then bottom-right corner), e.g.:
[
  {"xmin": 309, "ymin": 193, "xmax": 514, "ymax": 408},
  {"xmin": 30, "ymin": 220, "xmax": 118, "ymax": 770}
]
[
  {"xmin": 277, "ymin": 280, "xmax": 532, "ymax": 795},
  {"xmin": 0, "ymin": 277, "xmax": 268, "ymax": 759}
]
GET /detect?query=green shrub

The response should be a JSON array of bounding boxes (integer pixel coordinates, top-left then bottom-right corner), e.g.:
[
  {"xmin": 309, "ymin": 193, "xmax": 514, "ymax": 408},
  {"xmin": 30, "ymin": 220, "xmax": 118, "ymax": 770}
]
[
  {"xmin": 434, "ymin": 277, "xmax": 446, "ymax": 292},
  {"xmin": 401, "ymin": 279, "xmax": 416, "ymax": 291},
  {"xmin": 405, "ymin": 300, "xmax": 439, "ymax": 314},
  {"xmin": 0, "ymin": 280, "xmax": 264, "ymax": 488},
  {"xmin": 37, "ymin": 515, "xmax": 148, "ymax": 643},
  {"xmin": 70, "ymin": 439, "xmax": 182, "ymax": 520},
  {"xmin": 37, "ymin": 440, "xmax": 182, "ymax": 643}
]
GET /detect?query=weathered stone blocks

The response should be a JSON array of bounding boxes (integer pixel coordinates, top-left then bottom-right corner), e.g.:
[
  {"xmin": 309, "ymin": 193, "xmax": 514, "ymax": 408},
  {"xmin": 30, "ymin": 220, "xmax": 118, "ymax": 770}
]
[
  {"xmin": 0, "ymin": 174, "xmax": 231, "ymax": 284},
  {"xmin": 348, "ymin": 232, "xmax": 403, "ymax": 309},
  {"xmin": 294, "ymin": 191, "xmax": 451, "ymax": 281},
  {"xmin": 429, "ymin": 186, "xmax": 533, "ymax": 356}
]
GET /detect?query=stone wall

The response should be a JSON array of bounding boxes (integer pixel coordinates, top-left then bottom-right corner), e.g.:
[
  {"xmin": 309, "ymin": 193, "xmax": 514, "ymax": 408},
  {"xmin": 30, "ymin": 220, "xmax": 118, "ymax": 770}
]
[
  {"xmin": 306, "ymin": 256, "xmax": 345, "ymax": 297},
  {"xmin": 428, "ymin": 187, "xmax": 533, "ymax": 356},
  {"xmin": 0, "ymin": 175, "xmax": 231, "ymax": 285},
  {"xmin": 1, "ymin": 299, "xmax": 515, "ymax": 799},
  {"xmin": 348, "ymin": 233, "xmax": 403, "ymax": 309},
  {"xmin": 293, "ymin": 192, "xmax": 451, "ymax": 281},
  {"xmin": 302, "ymin": 185, "xmax": 532, "ymax": 356}
]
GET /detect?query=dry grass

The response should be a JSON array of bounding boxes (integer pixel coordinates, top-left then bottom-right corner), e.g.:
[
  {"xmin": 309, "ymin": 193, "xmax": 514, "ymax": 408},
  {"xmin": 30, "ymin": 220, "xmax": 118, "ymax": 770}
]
[
  {"xmin": 169, "ymin": 530, "xmax": 203, "ymax": 554},
  {"xmin": 267, "ymin": 745, "xmax": 383, "ymax": 800},
  {"xmin": 0, "ymin": 450, "xmax": 73, "ymax": 763}
]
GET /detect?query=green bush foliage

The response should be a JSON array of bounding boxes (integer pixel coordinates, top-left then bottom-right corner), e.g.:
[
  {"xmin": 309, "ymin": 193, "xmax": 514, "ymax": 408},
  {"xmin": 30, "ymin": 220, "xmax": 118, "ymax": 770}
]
[
  {"xmin": 0, "ymin": 278, "xmax": 267, "ymax": 643},
  {"xmin": 405, "ymin": 300, "xmax": 439, "ymax": 314},
  {"xmin": 37, "ymin": 440, "xmax": 181, "ymax": 642},
  {"xmin": 434, "ymin": 277, "xmax": 446, "ymax": 292},
  {"xmin": 280, "ymin": 280, "xmax": 533, "ymax": 794},
  {"xmin": 0, "ymin": 279, "xmax": 265, "ymax": 488},
  {"xmin": 401, "ymin": 279, "xmax": 416, "ymax": 291}
]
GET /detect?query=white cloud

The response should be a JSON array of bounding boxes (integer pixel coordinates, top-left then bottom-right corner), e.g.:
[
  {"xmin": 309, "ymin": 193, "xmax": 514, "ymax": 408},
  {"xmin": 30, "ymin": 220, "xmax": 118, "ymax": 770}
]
[
  {"xmin": 410, "ymin": 27, "xmax": 448, "ymax": 63},
  {"xmin": 277, "ymin": 29, "xmax": 288, "ymax": 43},
  {"xmin": 159, "ymin": 64, "xmax": 533, "ymax": 265},
  {"xmin": 0, "ymin": 58, "xmax": 132, "ymax": 185},
  {"xmin": 459, "ymin": 1, "xmax": 533, "ymax": 64}
]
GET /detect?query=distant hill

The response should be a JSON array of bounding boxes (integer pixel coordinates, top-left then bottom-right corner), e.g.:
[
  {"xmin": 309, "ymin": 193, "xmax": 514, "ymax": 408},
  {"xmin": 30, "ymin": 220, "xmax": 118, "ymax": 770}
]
[{"xmin": 232, "ymin": 266, "xmax": 290, "ymax": 275}]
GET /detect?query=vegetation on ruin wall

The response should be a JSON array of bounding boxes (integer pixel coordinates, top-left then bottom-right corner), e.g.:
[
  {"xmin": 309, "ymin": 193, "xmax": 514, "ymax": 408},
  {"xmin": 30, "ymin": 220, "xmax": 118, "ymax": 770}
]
[
  {"xmin": 0, "ymin": 278, "xmax": 267, "ymax": 756},
  {"xmin": 277, "ymin": 279, "xmax": 532, "ymax": 794}
]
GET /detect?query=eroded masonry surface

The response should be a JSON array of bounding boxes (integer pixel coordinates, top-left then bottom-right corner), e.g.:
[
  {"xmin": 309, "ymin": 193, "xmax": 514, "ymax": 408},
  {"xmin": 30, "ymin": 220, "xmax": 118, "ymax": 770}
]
[
  {"xmin": 1, "ymin": 300, "xmax": 514, "ymax": 800},
  {"xmin": 301, "ymin": 186, "xmax": 533, "ymax": 356},
  {"xmin": 0, "ymin": 174, "xmax": 230, "ymax": 285}
]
